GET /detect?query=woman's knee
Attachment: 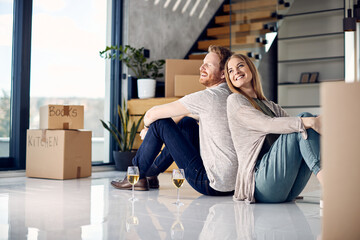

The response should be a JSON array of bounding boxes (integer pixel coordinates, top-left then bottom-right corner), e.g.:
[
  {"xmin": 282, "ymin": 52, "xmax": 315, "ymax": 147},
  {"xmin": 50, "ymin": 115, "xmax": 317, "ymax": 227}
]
[{"xmin": 297, "ymin": 112, "xmax": 315, "ymax": 117}]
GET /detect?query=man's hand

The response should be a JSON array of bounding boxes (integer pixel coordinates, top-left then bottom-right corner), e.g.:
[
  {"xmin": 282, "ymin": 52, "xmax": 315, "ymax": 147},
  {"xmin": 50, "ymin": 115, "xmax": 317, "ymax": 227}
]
[{"xmin": 140, "ymin": 127, "xmax": 148, "ymax": 140}]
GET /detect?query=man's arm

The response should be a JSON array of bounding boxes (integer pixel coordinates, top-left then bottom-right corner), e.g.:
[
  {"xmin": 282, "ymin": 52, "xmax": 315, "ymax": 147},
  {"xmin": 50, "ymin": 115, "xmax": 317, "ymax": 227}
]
[
  {"xmin": 143, "ymin": 100, "xmax": 191, "ymax": 127},
  {"xmin": 140, "ymin": 100, "xmax": 191, "ymax": 140}
]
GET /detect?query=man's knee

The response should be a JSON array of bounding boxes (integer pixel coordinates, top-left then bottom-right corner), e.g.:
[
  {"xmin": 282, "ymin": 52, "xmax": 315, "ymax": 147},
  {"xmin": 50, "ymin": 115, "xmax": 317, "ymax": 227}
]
[
  {"xmin": 297, "ymin": 112, "xmax": 315, "ymax": 117},
  {"xmin": 177, "ymin": 116, "xmax": 198, "ymax": 129},
  {"xmin": 153, "ymin": 118, "xmax": 173, "ymax": 126}
]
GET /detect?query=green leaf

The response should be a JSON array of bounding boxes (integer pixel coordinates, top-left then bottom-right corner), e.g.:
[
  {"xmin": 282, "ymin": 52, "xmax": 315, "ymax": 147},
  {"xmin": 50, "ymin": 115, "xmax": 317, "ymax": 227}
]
[{"xmin": 99, "ymin": 44, "xmax": 165, "ymax": 80}]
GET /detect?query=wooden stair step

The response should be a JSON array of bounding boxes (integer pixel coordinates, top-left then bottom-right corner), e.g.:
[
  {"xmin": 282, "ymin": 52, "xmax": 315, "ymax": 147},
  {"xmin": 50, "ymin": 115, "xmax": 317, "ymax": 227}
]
[
  {"xmin": 212, "ymin": 29, "xmax": 272, "ymax": 39},
  {"xmin": 215, "ymin": 10, "xmax": 276, "ymax": 24},
  {"xmin": 197, "ymin": 36, "xmax": 264, "ymax": 50},
  {"xmin": 188, "ymin": 50, "xmax": 255, "ymax": 60},
  {"xmin": 188, "ymin": 54, "xmax": 207, "ymax": 60},
  {"xmin": 207, "ymin": 21, "xmax": 274, "ymax": 38},
  {"xmin": 223, "ymin": 0, "xmax": 278, "ymax": 12}
]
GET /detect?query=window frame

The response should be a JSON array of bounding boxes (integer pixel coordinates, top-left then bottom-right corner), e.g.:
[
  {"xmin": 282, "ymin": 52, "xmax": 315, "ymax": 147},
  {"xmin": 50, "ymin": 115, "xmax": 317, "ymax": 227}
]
[
  {"xmin": 0, "ymin": 0, "xmax": 33, "ymax": 170},
  {"xmin": 108, "ymin": 0, "xmax": 124, "ymax": 157}
]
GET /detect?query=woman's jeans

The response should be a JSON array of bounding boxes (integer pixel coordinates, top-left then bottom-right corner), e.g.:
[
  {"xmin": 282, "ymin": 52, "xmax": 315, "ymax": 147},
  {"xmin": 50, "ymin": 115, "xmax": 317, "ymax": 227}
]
[
  {"xmin": 132, "ymin": 117, "xmax": 233, "ymax": 196},
  {"xmin": 254, "ymin": 112, "xmax": 321, "ymax": 203}
]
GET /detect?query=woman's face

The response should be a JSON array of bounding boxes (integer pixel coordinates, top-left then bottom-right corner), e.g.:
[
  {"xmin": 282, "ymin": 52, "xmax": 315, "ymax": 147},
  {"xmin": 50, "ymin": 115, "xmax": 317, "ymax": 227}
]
[{"xmin": 227, "ymin": 57, "xmax": 253, "ymax": 90}]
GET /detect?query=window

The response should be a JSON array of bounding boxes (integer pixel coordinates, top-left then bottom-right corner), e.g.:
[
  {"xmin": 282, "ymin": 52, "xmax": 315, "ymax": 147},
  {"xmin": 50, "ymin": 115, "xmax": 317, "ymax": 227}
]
[
  {"xmin": 0, "ymin": 0, "xmax": 14, "ymax": 157},
  {"xmin": 30, "ymin": 0, "xmax": 108, "ymax": 163}
]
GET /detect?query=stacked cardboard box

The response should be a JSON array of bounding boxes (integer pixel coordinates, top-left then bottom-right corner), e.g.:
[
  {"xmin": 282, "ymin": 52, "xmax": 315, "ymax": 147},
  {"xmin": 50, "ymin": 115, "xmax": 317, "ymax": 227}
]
[
  {"xmin": 165, "ymin": 59, "xmax": 204, "ymax": 97},
  {"xmin": 26, "ymin": 105, "xmax": 92, "ymax": 180},
  {"xmin": 174, "ymin": 75, "xmax": 206, "ymax": 97}
]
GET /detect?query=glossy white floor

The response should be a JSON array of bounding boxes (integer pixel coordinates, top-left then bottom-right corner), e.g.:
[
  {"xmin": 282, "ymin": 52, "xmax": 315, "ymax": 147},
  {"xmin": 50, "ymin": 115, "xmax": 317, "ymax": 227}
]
[{"xmin": 0, "ymin": 166, "xmax": 322, "ymax": 240}]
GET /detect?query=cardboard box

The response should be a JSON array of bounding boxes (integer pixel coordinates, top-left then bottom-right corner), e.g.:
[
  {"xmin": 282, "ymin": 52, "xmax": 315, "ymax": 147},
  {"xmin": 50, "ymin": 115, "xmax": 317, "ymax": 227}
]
[
  {"xmin": 26, "ymin": 129, "xmax": 92, "ymax": 180},
  {"xmin": 321, "ymin": 81, "xmax": 360, "ymax": 239},
  {"xmin": 40, "ymin": 105, "xmax": 84, "ymax": 130},
  {"xmin": 127, "ymin": 97, "xmax": 180, "ymax": 116},
  {"xmin": 174, "ymin": 75, "xmax": 206, "ymax": 97},
  {"xmin": 165, "ymin": 59, "xmax": 203, "ymax": 97}
]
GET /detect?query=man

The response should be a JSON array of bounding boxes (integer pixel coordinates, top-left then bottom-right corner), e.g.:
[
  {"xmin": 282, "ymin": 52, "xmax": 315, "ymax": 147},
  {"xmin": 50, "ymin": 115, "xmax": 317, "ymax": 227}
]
[{"xmin": 111, "ymin": 45, "xmax": 237, "ymax": 196}]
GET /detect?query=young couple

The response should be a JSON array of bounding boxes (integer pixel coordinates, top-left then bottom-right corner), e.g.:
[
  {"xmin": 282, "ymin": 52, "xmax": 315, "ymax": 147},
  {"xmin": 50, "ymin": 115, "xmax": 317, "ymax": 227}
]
[{"xmin": 111, "ymin": 45, "xmax": 322, "ymax": 203}]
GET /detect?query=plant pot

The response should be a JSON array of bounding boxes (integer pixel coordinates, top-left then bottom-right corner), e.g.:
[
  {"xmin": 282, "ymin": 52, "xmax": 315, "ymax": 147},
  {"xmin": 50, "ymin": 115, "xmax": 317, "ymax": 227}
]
[
  {"xmin": 137, "ymin": 78, "xmax": 156, "ymax": 99},
  {"xmin": 113, "ymin": 151, "xmax": 137, "ymax": 171}
]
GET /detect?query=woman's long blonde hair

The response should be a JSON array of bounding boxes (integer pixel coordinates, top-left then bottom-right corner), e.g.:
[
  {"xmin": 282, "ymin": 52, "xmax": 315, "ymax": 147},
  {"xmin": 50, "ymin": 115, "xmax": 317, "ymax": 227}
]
[{"xmin": 224, "ymin": 54, "xmax": 267, "ymax": 110}]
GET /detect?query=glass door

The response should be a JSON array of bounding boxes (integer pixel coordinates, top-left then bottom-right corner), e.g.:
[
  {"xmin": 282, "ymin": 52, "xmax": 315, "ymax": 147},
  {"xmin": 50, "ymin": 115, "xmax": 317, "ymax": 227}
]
[{"xmin": 30, "ymin": 0, "xmax": 108, "ymax": 164}]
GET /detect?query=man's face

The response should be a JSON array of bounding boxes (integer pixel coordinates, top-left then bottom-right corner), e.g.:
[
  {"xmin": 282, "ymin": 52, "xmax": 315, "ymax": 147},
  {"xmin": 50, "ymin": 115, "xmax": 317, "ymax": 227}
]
[{"xmin": 199, "ymin": 52, "xmax": 224, "ymax": 87}]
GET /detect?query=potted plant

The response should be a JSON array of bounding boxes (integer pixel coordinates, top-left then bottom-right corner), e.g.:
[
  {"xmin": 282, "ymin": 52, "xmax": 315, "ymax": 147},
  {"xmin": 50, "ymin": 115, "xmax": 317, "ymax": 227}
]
[
  {"xmin": 100, "ymin": 101, "xmax": 144, "ymax": 171},
  {"xmin": 99, "ymin": 45, "xmax": 165, "ymax": 99}
]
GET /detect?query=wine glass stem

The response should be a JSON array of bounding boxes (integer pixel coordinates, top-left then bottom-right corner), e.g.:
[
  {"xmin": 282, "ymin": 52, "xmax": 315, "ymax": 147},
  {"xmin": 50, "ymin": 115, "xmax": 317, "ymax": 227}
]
[
  {"xmin": 177, "ymin": 188, "xmax": 180, "ymax": 203},
  {"xmin": 132, "ymin": 184, "xmax": 134, "ymax": 200}
]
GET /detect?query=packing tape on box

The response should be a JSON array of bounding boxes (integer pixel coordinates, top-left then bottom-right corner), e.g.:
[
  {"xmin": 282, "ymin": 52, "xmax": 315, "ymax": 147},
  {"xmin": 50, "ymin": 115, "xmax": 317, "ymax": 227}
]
[
  {"xmin": 63, "ymin": 106, "xmax": 70, "ymax": 129},
  {"xmin": 63, "ymin": 106, "xmax": 70, "ymax": 116},
  {"xmin": 77, "ymin": 167, "xmax": 81, "ymax": 178},
  {"xmin": 63, "ymin": 122, "xmax": 69, "ymax": 129},
  {"xmin": 41, "ymin": 129, "xmax": 47, "ymax": 143}
]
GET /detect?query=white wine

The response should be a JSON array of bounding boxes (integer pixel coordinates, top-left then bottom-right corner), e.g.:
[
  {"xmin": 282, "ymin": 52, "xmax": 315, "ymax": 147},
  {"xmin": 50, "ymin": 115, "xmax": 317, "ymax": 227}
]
[
  {"xmin": 172, "ymin": 178, "xmax": 185, "ymax": 188},
  {"xmin": 128, "ymin": 174, "xmax": 140, "ymax": 185}
]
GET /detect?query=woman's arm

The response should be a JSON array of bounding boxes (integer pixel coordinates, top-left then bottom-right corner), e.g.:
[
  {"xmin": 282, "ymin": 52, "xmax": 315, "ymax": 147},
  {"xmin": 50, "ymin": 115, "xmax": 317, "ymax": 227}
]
[
  {"xmin": 228, "ymin": 94, "xmax": 305, "ymax": 135},
  {"xmin": 236, "ymin": 106, "xmax": 304, "ymax": 135}
]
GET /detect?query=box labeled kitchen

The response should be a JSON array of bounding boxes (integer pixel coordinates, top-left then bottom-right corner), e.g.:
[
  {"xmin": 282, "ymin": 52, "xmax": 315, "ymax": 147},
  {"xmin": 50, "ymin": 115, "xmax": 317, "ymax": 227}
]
[
  {"xmin": 40, "ymin": 105, "xmax": 84, "ymax": 130},
  {"xmin": 26, "ymin": 129, "xmax": 92, "ymax": 180}
]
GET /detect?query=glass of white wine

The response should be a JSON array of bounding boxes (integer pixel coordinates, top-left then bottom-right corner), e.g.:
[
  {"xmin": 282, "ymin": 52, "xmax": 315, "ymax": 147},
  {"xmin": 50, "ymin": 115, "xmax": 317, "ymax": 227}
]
[
  {"xmin": 127, "ymin": 166, "xmax": 140, "ymax": 202},
  {"xmin": 172, "ymin": 169, "xmax": 185, "ymax": 206}
]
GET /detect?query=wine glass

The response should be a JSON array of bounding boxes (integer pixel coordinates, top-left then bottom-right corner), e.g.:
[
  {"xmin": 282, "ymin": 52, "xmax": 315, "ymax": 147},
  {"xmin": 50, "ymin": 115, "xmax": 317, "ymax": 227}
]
[
  {"xmin": 172, "ymin": 169, "xmax": 185, "ymax": 206},
  {"xmin": 127, "ymin": 166, "xmax": 139, "ymax": 201}
]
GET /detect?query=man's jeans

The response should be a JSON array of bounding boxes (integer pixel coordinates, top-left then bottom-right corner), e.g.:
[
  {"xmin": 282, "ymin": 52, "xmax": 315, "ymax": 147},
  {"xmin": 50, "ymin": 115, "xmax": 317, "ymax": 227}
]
[
  {"xmin": 254, "ymin": 112, "xmax": 321, "ymax": 203},
  {"xmin": 133, "ymin": 117, "xmax": 233, "ymax": 196},
  {"xmin": 145, "ymin": 116, "xmax": 200, "ymax": 177}
]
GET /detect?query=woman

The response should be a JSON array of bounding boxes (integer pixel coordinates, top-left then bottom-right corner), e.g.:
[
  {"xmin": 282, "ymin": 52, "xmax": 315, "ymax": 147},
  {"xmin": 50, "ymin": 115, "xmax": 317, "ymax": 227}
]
[{"xmin": 225, "ymin": 54, "xmax": 322, "ymax": 203}]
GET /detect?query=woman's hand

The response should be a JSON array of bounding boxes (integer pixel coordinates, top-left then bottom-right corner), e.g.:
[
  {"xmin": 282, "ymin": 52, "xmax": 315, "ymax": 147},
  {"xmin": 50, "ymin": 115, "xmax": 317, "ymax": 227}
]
[{"xmin": 301, "ymin": 116, "xmax": 321, "ymax": 134}]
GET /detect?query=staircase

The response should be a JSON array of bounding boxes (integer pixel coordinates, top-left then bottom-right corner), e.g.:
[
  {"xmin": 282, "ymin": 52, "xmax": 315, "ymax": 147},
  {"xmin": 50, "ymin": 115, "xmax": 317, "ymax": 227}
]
[{"xmin": 186, "ymin": 0, "xmax": 292, "ymax": 62}]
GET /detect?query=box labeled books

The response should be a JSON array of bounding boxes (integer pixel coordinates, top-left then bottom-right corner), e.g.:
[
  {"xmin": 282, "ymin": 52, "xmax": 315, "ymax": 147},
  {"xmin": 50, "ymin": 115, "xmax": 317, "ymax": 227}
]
[{"xmin": 40, "ymin": 105, "xmax": 84, "ymax": 130}]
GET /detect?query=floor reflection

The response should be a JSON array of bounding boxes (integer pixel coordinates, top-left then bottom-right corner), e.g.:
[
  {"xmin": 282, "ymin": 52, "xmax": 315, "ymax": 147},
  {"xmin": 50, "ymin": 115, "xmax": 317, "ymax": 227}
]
[
  {"xmin": 25, "ymin": 178, "xmax": 91, "ymax": 239},
  {"xmin": 170, "ymin": 206, "xmax": 184, "ymax": 240},
  {"xmin": 234, "ymin": 202, "xmax": 317, "ymax": 240},
  {"xmin": 0, "ymin": 172, "xmax": 321, "ymax": 240},
  {"xmin": 126, "ymin": 200, "xmax": 139, "ymax": 233}
]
